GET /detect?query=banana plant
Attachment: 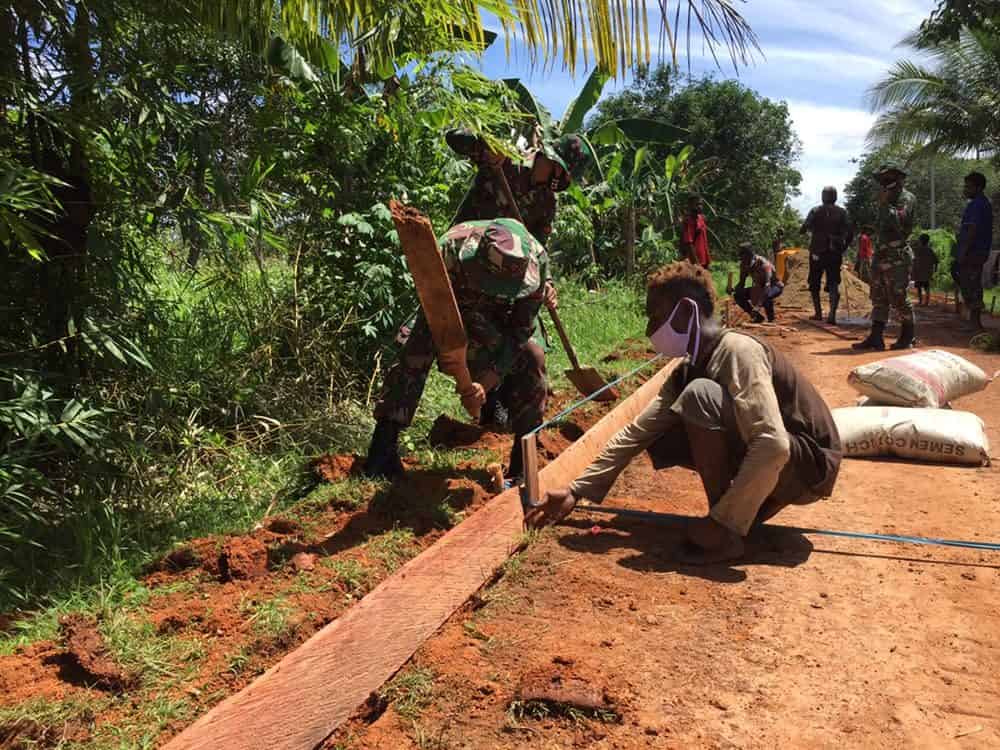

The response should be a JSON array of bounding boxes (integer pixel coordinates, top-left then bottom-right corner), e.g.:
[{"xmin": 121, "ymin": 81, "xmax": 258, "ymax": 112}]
[{"xmin": 502, "ymin": 67, "xmax": 687, "ymax": 156}]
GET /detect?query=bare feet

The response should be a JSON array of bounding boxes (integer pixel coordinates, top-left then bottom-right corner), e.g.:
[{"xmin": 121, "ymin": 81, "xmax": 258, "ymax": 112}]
[
  {"xmin": 524, "ymin": 488, "xmax": 578, "ymax": 529},
  {"xmin": 677, "ymin": 516, "xmax": 745, "ymax": 564}
]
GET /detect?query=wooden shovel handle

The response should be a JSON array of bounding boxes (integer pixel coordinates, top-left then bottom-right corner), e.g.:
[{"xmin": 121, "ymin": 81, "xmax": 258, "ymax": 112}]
[
  {"xmin": 489, "ymin": 163, "xmax": 525, "ymax": 225},
  {"xmin": 547, "ymin": 306, "xmax": 583, "ymax": 371}
]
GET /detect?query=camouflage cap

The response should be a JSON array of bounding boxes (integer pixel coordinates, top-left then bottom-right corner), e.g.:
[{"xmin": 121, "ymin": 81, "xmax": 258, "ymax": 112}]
[
  {"xmin": 441, "ymin": 218, "xmax": 547, "ymax": 300},
  {"xmin": 874, "ymin": 162, "xmax": 907, "ymax": 179}
]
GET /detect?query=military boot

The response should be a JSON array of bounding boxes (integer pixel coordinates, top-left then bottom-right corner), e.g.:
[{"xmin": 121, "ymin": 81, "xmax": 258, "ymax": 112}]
[
  {"xmin": 852, "ymin": 321, "xmax": 886, "ymax": 351},
  {"xmin": 890, "ymin": 320, "xmax": 916, "ymax": 350},
  {"xmin": 362, "ymin": 419, "xmax": 404, "ymax": 479},
  {"xmin": 810, "ymin": 292, "xmax": 823, "ymax": 321},
  {"xmin": 826, "ymin": 293, "xmax": 840, "ymax": 325}
]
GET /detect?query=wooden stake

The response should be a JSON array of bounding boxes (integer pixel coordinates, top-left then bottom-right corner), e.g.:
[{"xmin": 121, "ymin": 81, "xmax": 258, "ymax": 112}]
[{"xmin": 521, "ymin": 433, "xmax": 540, "ymax": 508}]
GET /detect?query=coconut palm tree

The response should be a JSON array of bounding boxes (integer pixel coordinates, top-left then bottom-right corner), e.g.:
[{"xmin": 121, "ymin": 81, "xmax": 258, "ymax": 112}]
[
  {"xmin": 193, "ymin": 0, "xmax": 759, "ymax": 80},
  {"xmin": 867, "ymin": 28, "xmax": 1000, "ymax": 160}
]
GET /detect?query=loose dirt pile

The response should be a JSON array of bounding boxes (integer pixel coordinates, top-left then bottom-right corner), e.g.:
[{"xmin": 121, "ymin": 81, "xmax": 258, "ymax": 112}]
[
  {"xmin": 218, "ymin": 537, "xmax": 269, "ymax": 581},
  {"xmin": 312, "ymin": 453, "xmax": 358, "ymax": 483},
  {"xmin": 59, "ymin": 614, "xmax": 133, "ymax": 691},
  {"xmin": 779, "ymin": 252, "xmax": 872, "ymax": 317}
]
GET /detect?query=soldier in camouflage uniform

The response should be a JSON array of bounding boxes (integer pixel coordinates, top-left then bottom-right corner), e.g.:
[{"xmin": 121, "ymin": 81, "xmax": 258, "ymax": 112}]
[
  {"xmin": 854, "ymin": 164, "xmax": 918, "ymax": 351},
  {"xmin": 446, "ymin": 130, "xmax": 594, "ymax": 245},
  {"xmin": 364, "ymin": 218, "xmax": 550, "ymax": 480},
  {"xmin": 447, "ymin": 130, "xmax": 593, "ymax": 428}
]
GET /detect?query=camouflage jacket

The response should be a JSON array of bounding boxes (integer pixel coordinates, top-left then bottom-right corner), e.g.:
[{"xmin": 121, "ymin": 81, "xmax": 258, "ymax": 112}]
[
  {"xmin": 446, "ymin": 130, "xmax": 559, "ymax": 245},
  {"xmin": 875, "ymin": 189, "xmax": 917, "ymax": 265},
  {"xmin": 440, "ymin": 219, "xmax": 549, "ymax": 378}
]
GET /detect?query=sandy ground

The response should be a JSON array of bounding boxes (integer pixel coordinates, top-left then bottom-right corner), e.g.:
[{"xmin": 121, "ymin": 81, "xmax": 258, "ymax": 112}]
[{"xmin": 332, "ymin": 308, "xmax": 1000, "ymax": 749}]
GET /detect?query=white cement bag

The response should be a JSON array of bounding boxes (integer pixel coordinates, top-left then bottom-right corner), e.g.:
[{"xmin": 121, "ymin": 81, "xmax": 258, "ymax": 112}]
[
  {"xmin": 833, "ymin": 407, "xmax": 990, "ymax": 466},
  {"xmin": 848, "ymin": 349, "xmax": 993, "ymax": 408}
]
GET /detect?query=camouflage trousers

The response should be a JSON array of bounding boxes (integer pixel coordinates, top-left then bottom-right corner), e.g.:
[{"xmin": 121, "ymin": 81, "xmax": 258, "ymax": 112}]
[
  {"xmin": 374, "ymin": 313, "xmax": 548, "ymax": 436},
  {"xmin": 870, "ymin": 261, "xmax": 914, "ymax": 325}
]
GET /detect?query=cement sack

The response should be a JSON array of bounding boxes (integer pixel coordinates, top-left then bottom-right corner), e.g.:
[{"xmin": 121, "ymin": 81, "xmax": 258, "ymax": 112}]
[
  {"xmin": 847, "ymin": 349, "xmax": 994, "ymax": 408},
  {"xmin": 833, "ymin": 406, "xmax": 990, "ymax": 466}
]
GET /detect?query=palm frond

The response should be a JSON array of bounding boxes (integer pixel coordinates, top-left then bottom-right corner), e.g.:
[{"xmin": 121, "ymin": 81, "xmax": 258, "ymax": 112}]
[{"xmin": 190, "ymin": 0, "xmax": 760, "ymax": 78}]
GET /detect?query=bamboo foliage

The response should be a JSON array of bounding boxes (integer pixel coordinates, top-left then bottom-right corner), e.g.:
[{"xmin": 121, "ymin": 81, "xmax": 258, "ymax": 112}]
[{"xmin": 192, "ymin": 0, "xmax": 759, "ymax": 78}]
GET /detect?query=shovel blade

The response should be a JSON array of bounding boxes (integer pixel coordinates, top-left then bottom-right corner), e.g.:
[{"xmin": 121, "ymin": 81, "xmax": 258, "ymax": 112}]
[{"xmin": 565, "ymin": 367, "xmax": 618, "ymax": 402}]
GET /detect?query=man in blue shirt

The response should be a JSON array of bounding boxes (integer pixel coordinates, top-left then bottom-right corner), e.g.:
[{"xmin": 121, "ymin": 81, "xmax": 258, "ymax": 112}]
[{"xmin": 957, "ymin": 171, "xmax": 994, "ymax": 330}]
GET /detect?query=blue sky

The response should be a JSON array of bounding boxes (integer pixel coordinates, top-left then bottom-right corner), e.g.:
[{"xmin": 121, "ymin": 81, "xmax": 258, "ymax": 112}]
[{"xmin": 475, "ymin": 0, "xmax": 935, "ymax": 214}]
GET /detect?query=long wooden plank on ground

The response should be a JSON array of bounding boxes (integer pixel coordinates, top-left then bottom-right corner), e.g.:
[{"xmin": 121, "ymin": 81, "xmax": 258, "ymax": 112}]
[{"xmin": 164, "ymin": 360, "xmax": 676, "ymax": 750}]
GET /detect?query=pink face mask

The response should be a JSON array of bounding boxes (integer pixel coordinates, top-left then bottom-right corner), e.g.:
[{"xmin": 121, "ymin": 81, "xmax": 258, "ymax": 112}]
[{"xmin": 649, "ymin": 298, "xmax": 701, "ymax": 361}]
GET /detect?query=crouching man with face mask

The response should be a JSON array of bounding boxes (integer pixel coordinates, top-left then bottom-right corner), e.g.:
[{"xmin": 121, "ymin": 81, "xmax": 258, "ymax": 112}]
[{"xmin": 525, "ymin": 262, "xmax": 843, "ymax": 564}]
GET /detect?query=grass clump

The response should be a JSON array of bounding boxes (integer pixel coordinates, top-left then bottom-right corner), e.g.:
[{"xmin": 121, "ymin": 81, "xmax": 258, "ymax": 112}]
[
  {"xmin": 366, "ymin": 528, "xmax": 418, "ymax": 572},
  {"xmin": 379, "ymin": 666, "xmax": 436, "ymax": 720}
]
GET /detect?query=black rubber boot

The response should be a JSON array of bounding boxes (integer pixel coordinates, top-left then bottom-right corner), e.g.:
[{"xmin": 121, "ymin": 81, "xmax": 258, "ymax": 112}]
[
  {"xmin": 810, "ymin": 292, "xmax": 823, "ymax": 321},
  {"xmin": 362, "ymin": 419, "xmax": 404, "ymax": 479},
  {"xmin": 826, "ymin": 293, "xmax": 839, "ymax": 325},
  {"xmin": 890, "ymin": 320, "xmax": 916, "ymax": 350},
  {"xmin": 852, "ymin": 321, "xmax": 886, "ymax": 351},
  {"xmin": 750, "ymin": 310, "xmax": 765, "ymax": 324}
]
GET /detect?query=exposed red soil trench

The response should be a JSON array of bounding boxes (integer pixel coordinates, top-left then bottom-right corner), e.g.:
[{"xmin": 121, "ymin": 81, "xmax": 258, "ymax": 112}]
[
  {"xmin": 3, "ymin": 306, "xmax": 998, "ymax": 749},
  {"xmin": 331, "ymin": 309, "xmax": 1000, "ymax": 749}
]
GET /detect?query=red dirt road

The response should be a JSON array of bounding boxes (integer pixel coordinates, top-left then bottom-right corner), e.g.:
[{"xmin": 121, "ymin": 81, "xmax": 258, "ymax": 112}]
[{"xmin": 335, "ymin": 312, "xmax": 1000, "ymax": 749}]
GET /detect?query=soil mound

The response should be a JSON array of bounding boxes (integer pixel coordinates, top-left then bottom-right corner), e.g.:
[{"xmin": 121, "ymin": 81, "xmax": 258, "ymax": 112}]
[
  {"xmin": 217, "ymin": 537, "xmax": 269, "ymax": 581},
  {"xmin": 515, "ymin": 661, "xmax": 618, "ymax": 715},
  {"xmin": 427, "ymin": 415, "xmax": 507, "ymax": 450},
  {"xmin": 779, "ymin": 253, "xmax": 871, "ymax": 317},
  {"xmin": 312, "ymin": 453, "xmax": 358, "ymax": 483},
  {"xmin": 59, "ymin": 614, "xmax": 133, "ymax": 691}
]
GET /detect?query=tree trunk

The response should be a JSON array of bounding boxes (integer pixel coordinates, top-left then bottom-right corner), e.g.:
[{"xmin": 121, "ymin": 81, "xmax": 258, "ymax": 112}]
[
  {"xmin": 38, "ymin": 3, "xmax": 95, "ymax": 378},
  {"xmin": 624, "ymin": 204, "xmax": 636, "ymax": 277}
]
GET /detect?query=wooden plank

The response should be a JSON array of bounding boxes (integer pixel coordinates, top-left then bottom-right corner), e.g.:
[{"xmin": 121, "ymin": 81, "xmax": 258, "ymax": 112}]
[{"xmin": 164, "ymin": 360, "xmax": 677, "ymax": 750}]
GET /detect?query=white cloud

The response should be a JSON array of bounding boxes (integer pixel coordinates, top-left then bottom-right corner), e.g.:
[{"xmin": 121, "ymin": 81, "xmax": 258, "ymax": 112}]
[{"xmin": 786, "ymin": 101, "xmax": 877, "ymax": 213}]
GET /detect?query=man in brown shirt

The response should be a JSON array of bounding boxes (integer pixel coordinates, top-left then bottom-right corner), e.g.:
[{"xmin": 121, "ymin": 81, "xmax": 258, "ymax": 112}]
[{"xmin": 526, "ymin": 262, "xmax": 842, "ymax": 563}]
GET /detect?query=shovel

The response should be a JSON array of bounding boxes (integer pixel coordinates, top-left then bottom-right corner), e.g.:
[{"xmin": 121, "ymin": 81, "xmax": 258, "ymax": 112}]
[
  {"xmin": 488, "ymin": 163, "xmax": 618, "ymax": 402},
  {"xmin": 548, "ymin": 305, "xmax": 619, "ymax": 401}
]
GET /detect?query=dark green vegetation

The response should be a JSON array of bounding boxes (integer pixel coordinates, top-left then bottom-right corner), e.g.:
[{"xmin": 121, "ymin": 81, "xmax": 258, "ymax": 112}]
[{"xmin": 0, "ymin": 0, "xmax": 765, "ymax": 610}]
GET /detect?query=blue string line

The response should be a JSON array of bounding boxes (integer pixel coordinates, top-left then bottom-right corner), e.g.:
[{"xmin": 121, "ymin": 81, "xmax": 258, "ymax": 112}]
[
  {"xmin": 528, "ymin": 354, "xmax": 665, "ymax": 436},
  {"xmin": 576, "ymin": 504, "xmax": 1000, "ymax": 552}
]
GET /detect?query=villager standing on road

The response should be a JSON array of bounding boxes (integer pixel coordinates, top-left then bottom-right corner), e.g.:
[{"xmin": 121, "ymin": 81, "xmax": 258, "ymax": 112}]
[
  {"xmin": 526, "ymin": 262, "xmax": 842, "ymax": 564},
  {"xmin": 680, "ymin": 195, "xmax": 712, "ymax": 269},
  {"xmin": 854, "ymin": 225, "xmax": 874, "ymax": 284},
  {"xmin": 800, "ymin": 186, "xmax": 853, "ymax": 324},
  {"xmin": 364, "ymin": 219, "xmax": 549, "ymax": 482},
  {"xmin": 955, "ymin": 171, "xmax": 994, "ymax": 330},
  {"xmin": 854, "ymin": 164, "xmax": 917, "ymax": 351},
  {"xmin": 911, "ymin": 233, "xmax": 938, "ymax": 307},
  {"xmin": 731, "ymin": 243, "xmax": 784, "ymax": 323}
]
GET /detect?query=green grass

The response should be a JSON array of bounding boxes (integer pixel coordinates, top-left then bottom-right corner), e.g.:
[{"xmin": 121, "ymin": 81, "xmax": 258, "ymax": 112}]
[
  {"xmin": 379, "ymin": 666, "xmax": 436, "ymax": 720},
  {"xmin": 366, "ymin": 528, "xmax": 418, "ymax": 572},
  {"xmin": 240, "ymin": 595, "xmax": 294, "ymax": 639},
  {"xmin": 322, "ymin": 558, "xmax": 371, "ymax": 594}
]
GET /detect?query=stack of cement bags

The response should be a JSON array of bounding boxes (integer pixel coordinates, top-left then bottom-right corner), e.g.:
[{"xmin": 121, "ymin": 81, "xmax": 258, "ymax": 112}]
[{"xmin": 834, "ymin": 350, "xmax": 995, "ymax": 466}]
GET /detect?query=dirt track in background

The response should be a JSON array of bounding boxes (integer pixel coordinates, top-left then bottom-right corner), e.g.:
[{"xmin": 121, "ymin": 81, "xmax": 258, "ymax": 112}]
[{"xmin": 331, "ymin": 308, "xmax": 1000, "ymax": 749}]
